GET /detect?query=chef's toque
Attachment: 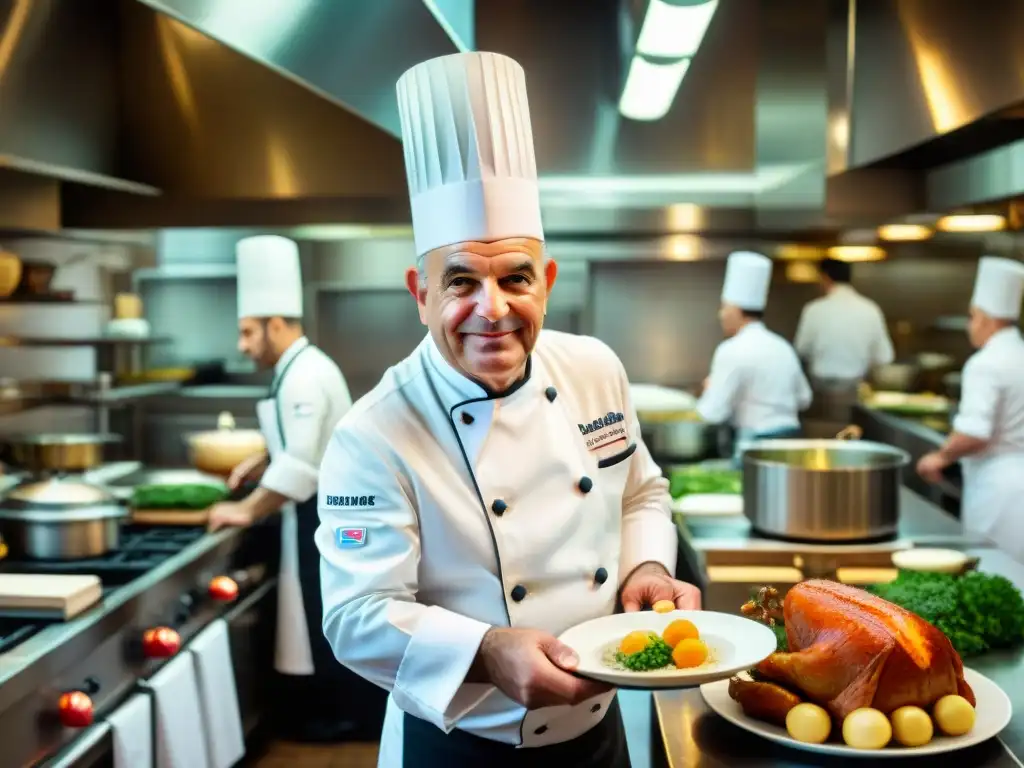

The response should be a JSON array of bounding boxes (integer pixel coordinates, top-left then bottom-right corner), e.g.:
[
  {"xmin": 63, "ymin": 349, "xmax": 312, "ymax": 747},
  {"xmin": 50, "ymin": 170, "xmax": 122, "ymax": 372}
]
[
  {"xmin": 235, "ymin": 235, "xmax": 303, "ymax": 320},
  {"xmin": 971, "ymin": 256, "xmax": 1024, "ymax": 320},
  {"xmin": 722, "ymin": 251, "xmax": 773, "ymax": 311},
  {"xmin": 396, "ymin": 51, "xmax": 544, "ymax": 259}
]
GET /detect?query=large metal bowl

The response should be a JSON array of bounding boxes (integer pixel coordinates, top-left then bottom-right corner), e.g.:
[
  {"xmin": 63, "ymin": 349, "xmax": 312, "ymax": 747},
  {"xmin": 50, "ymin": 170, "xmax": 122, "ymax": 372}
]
[
  {"xmin": 742, "ymin": 439, "xmax": 910, "ymax": 542},
  {"xmin": 186, "ymin": 429, "xmax": 266, "ymax": 477}
]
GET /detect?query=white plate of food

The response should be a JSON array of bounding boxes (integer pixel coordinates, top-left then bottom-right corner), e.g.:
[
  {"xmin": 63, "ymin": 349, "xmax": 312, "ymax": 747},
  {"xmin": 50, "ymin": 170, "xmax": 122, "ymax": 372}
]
[
  {"xmin": 702, "ymin": 668, "xmax": 1010, "ymax": 757},
  {"xmin": 701, "ymin": 579, "xmax": 1012, "ymax": 757},
  {"xmin": 557, "ymin": 609, "xmax": 777, "ymax": 689}
]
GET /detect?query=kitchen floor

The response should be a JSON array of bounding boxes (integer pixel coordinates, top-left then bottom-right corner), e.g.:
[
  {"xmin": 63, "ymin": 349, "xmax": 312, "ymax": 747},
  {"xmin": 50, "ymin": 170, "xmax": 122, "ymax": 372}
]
[
  {"xmin": 246, "ymin": 741, "xmax": 379, "ymax": 768},
  {"xmin": 244, "ymin": 691, "xmax": 655, "ymax": 767}
]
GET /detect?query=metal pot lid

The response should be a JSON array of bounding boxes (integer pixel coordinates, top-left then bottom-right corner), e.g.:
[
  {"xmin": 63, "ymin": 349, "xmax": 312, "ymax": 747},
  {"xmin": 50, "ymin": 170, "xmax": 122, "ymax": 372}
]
[
  {"xmin": 4, "ymin": 478, "xmax": 116, "ymax": 505},
  {"xmin": 744, "ymin": 439, "xmax": 911, "ymax": 468},
  {"xmin": 0, "ymin": 503, "xmax": 127, "ymax": 523}
]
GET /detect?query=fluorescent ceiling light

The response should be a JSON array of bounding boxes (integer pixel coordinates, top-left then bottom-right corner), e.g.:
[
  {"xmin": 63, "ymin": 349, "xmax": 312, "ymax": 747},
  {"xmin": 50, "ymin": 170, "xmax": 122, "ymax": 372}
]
[
  {"xmin": 619, "ymin": 55, "xmax": 690, "ymax": 121},
  {"xmin": 827, "ymin": 245, "xmax": 886, "ymax": 262},
  {"xmin": 877, "ymin": 223, "xmax": 932, "ymax": 241},
  {"xmin": 540, "ymin": 173, "xmax": 760, "ymax": 195},
  {"xmin": 289, "ymin": 224, "xmax": 413, "ymax": 240},
  {"xmin": 936, "ymin": 214, "xmax": 1007, "ymax": 233},
  {"xmin": 636, "ymin": 0, "xmax": 719, "ymax": 58}
]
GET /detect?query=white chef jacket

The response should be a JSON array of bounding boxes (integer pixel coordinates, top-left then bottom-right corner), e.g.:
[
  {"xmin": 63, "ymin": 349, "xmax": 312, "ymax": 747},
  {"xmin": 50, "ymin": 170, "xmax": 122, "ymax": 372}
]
[
  {"xmin": 794, "ymin": 285, "xmax": 895, "ymax": 380},
  {"xmin": 951, "ymin": 327, "xmax": 1024, "ymax": 560},
  {"xmin": 315, "ymin": 330, "xmax": 677, "ymax": 758},
  {"xmin": 697, "ymin": 322, "xmax": 812, "ymax": 433},
  {"xmin": 260, "ymin": 337, "xmax": 353, "ymax": 503}
]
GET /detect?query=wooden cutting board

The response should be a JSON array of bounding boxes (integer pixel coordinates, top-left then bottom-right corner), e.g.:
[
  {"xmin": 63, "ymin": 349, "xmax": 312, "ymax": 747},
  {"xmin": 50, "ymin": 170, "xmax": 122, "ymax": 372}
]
[
  {"xmin": 0, "ymin": 574, "xmax": 102, "ymax": 620},
  {"xmin": 131, "ymin": 508, "xmax": 209, "ymax": 526}
]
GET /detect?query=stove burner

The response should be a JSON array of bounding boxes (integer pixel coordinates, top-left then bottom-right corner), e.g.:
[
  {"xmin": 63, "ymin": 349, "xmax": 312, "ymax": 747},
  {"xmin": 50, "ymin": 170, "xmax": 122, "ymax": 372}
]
[
  {"xmin": 0, "ymin": 526, "xmax": 206, "ymax": 584},
  {"xmin": 0, "ymin": 618, "xmax": 41, "ymax": 654}
]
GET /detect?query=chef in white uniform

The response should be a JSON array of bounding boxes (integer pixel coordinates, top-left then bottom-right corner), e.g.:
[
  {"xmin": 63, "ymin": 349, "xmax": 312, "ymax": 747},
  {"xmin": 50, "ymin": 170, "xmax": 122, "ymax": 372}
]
[
  {"xmin": 918, "ymin": 256, "xmax": 1024, "ymax": 561},
  {"xmin": 794, "ymin": 258, "xmax": 894, "ymax": 424},
  {"xmin": 207, "ymin": 236, "xmax": 383, "ymax": 742},
  {"xmin": 315, "ymin": 51, "xmax": 698, "ymax": 767},
  {"xmin": 697, "ymin": 251, "xmax": 813, "ymax": 464},
  {"xmin": 794, "ymin": 258, "xmax": 895, "ymax": 382}
]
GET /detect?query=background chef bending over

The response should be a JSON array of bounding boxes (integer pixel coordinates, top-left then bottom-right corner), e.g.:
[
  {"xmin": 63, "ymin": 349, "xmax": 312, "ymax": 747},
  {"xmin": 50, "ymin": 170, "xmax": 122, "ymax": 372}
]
[
  {"xmin": 207, "ymin": 236, "xmax": 386, "ymax": 742},
  {"xmin": 697, "ymin": 251, "xmax": 813, "ymax": 464},
  {"xmin": 315, "ymin": 51, "xmax": 698, "ymax": 768}
]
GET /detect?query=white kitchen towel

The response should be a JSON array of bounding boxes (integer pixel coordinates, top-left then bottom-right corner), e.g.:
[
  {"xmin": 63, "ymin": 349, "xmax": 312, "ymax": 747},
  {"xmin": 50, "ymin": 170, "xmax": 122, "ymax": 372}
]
[
  {"xmin": 190, "ymin": 618, "xmax": 246, "ymax": 768},
  {"xmin": 108, "ymin": 692, "xmax": 153, "ymax": 768},
  {"xmin": 144, "ymin": 652, "xmax": 211, "ymax": 768}
]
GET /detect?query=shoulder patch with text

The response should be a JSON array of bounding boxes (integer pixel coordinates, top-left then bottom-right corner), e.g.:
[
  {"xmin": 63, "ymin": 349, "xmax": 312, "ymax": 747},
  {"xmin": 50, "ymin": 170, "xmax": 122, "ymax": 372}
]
[
  {"xmin": 323, "ymin": 493, "xmax": 376, "ymax": 509},
  {"xmin": 578, "ymin": 410, "xmax": 628, "ymax": 452}
]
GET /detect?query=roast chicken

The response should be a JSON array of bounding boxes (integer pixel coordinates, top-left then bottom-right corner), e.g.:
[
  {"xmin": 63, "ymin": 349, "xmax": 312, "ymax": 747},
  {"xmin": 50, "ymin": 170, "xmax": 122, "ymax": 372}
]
[{"xmin": 732, "ymin": 580, "xmax": 975, "ymax": 722}]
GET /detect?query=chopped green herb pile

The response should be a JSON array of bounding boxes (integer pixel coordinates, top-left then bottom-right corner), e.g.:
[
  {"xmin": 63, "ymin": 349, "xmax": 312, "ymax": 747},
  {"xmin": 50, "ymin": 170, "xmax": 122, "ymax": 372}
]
[
  {"xmin": 131, "ymin": 483, "xmax": 228, "ymax": 510},
  {"xmin": 869, "ymin": 570, "xmax": 1024, "ymax": 658},
  {"xmin": 668, "ymin": 466, "xmax": 741, "ymax": 499},
  {"xmin": 616, "ymin": 633, "xmax": 673, "ymax": 671}
]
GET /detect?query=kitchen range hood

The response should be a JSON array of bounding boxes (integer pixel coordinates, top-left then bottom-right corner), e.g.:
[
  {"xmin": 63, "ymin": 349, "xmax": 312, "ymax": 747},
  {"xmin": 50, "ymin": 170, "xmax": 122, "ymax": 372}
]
[
  {"xmin": 10, "ymin": 0, "xmax": 1011, "ymax": 239},
  {"xmin": 831, "ymin": 0, "xmax": 1024, "ymax": 216}
]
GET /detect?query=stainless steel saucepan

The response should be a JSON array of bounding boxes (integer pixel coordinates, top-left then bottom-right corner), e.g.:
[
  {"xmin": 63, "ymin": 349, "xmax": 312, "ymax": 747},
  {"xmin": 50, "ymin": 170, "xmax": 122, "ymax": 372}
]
[{"xmin": 741, "ymin": 425, "xmax": 909, "ymax": 542}]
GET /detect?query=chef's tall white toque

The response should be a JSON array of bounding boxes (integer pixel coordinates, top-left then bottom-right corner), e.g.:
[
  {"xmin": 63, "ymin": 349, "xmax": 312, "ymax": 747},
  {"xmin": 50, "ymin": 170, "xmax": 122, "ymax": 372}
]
[
  {"xmin": 396, "ymin": 51, "xmax": 544, "ymax": 259},
  {"xmin": 970, "ymin": 255, "xmax": 1024, "ymax": 320},
  {"xmin": 235, "ymin": 235, "xmax": 303, "ymax": 320},
  {"xmin": 722, "ymin": 251, "xmax": 773, "ymax": 311}
]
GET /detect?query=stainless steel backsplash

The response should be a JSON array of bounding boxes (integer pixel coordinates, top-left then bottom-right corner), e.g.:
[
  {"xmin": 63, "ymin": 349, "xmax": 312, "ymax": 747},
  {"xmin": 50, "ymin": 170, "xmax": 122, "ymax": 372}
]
[
  {"xmin": 143, "ymin": 237, "xmax": 981, "ymax": 402},
  {"xmin": 589, "ymin": 254, "xmax": 979, "ymax": 388}
]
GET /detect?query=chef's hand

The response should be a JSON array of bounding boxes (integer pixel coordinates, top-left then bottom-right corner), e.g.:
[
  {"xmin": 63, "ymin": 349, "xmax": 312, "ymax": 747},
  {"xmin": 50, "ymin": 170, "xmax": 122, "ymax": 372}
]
[
  {"xmin": 228, "ymin": 453, "xmax": 268, "ymax": 490},
  {"xmin": 917, "ymin": 451, "xmax": 949, "ymax": 484},
  {"xmin": 472, "ymin": 628, "xmax": 610, "ymax": 709},
  {"xmin": 621, "ymin": 562, "xmax": 701, "ymax": 612},
  {"xmin": 207, "ymin": 501, "xmax": 254, "ymax": 531}
]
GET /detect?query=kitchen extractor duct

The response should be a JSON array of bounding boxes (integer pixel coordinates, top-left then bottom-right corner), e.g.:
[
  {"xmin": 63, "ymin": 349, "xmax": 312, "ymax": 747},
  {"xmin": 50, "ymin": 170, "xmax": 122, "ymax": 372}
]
[
  {"xmin": 817, "ymin": 0, "xmax": 923, "ymax": 226},
  {"xmin": 845, "ymin": 0, "xmax": 1024, "ymax": 169},
  {"xmin": 0, "ymin": 0, "xmax": 157, "ymax": 231},
  {"xmin": 63, "ymin": 0, "xmax": 412, "ymax": 229},
  {"xmin": 753, "ymin": 0, "xmax": 827, "ymax": 229},
  {"xmin": 131, "ymin": 0, "xmax": 471, "ymax": 137},
  {"xmin": 927, "ymin": 139, "xmax": 1024, "ymax": 212}
]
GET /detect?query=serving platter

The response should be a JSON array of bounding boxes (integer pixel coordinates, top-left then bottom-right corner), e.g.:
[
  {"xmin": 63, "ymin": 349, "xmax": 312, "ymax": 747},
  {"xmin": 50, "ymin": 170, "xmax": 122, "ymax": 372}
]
[
  {"xmin": 700, "ymin": 667, "xmax": 1011, "ymax": 757},
  {"xmin": 559, "ymin": 610, "xmax": 777, "ymax": 690}
]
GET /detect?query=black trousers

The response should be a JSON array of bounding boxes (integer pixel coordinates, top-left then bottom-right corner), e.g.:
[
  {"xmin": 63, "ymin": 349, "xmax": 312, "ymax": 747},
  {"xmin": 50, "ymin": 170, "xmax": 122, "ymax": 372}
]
[
  {"xmin": 402, "ymin": 697, "xmax": 632, "ymax": 768},
  {"xmin": 273, "ymin": 496, "xmax": 388, "ymax": 743}
]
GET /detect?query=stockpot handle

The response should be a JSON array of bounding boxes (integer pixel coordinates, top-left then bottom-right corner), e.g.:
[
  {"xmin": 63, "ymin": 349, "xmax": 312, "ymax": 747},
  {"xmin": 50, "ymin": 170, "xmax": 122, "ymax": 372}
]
[{"xmin": 835, "ymin": 424, "xmax": 863, "ymax": 441}]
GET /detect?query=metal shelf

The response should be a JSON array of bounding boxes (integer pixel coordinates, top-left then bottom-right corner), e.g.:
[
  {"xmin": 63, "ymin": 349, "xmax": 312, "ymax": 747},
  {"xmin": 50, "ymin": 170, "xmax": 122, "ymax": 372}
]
[
  {"xmin": 0, "ymin": 382, "xmax": 183, "ymax": 412},
  {"xmin": 0, "ymin": 336, "xmax": 171, "ymax": 347}
]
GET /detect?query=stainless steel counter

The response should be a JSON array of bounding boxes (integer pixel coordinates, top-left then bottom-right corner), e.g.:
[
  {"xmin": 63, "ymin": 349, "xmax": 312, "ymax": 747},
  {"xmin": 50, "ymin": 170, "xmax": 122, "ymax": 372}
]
[
  {"xmin": 658, "ymin": 493, "xmax": 1023, "ymax": 767},
  {"xmin": 853, "ymin": 404, "xmax": 961, "ymax": 516},
  {"xmin": 0, "ymin": 526, "xmax": 241, "ymax": 691}
]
